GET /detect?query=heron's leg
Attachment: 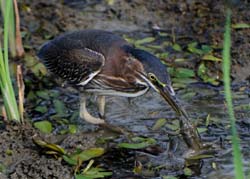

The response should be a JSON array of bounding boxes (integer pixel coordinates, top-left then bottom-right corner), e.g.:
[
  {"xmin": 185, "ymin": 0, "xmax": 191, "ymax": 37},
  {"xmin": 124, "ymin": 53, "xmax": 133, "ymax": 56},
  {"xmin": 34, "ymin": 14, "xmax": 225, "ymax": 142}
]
[
  {"xmin": 79, "ymin": 94, "xmax": 105, "ymax": 124},
  {"xmin": 97, "ymin": 95, "xmax": 105, "ymax": 119}
]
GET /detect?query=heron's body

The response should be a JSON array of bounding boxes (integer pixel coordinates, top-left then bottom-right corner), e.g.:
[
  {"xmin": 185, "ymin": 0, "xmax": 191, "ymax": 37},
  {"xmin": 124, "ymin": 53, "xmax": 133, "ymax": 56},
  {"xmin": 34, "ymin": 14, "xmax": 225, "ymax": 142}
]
[{"xmin": 38, "ymin": 30, "xmax": 185, "ymax": 125}]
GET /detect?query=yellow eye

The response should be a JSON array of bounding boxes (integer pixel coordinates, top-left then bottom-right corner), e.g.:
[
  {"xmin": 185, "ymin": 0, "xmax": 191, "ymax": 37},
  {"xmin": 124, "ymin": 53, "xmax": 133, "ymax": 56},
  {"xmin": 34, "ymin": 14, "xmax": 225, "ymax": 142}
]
[
  {"xmin": 148, "ymin": 73, "xmax": 156, "ymax": 81},
  {"xmin": 148, "ymin": 73, "xmax": 166, "ymax": 87}
]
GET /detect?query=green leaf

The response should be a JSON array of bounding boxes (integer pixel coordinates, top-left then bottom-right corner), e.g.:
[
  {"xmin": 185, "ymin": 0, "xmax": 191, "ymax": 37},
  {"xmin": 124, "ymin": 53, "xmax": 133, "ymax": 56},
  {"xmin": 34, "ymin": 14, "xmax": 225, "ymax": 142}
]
[
  {"xmin": 34, "ymin": 106, "xmax": 48, "ymax": 113},
  {"xmin": 232, "ymin": 23, "xmax": 250, "ymax": 29},
  {"xmin": 152, "ymin": 118, "xmax": 167, "ymax": 131},
  {"xmin": 135, "ymin": 37, "xmax": 155, "ymax": 45},
  {"xmin": 36, "ymin": 91, "xmax": 50, "ymax": 100},
  {"xmin": 53, "ymin": 99, "xmax": 67, "ymax": 116},
  {"xmin": 34, "ymin": 120, "xmax": 52, "ymax": 133},
  {"xmin": 172, "ymin": 43, "xmax": 182, "ymax": 51},
  {"xmin": 163, "ymin": 176, "xmax": 178, "ymax": 179},
  {"xmin": 202, "ymin": 54, "xmax": 222, "ymax": 62},
  {"xmin": 33, "ymin": 138, "xmax": 66, "ymax": 155},
  {"xmin": 157, "ymin": 52, "xmax": 169, "ymax": 59},
  {"xmin": 197, "ymin": 62, "xmax": 220, "ymax": 85},
  {"xmin": 165, "ymin": 120, "xmax": 180, "ymax": 131},
  {"xmin": 197, "ymin": 127, "xmax": 207, "ymax": 133},
  {"xmin": 184, "ymin": 167, "xmax": 193, "ymax": 176},
  {"xmin": 69, "ymin": 124, "xmax": 77, "ymax": 134},
  {"xmin": 201, "ymin": 45, "xmax": 212, "ymax": 54},
  {"xmin": 187, "ymin": 42, "xmax": 203, "ymax": 55},
  {"xmin": 169, "ymin": 68, "xmax": 195, "ymax": 79},
  {"xmin": 75, "ymin": 167, "xmax": 112, "ymax": 179},
  {"xmin": 118, "ymin": 137, "xmax": 156, "ymax": 149},
  {"xmin": 63, "ymin": 148, "xmax": 105, "ymax": 165},
  {"xmin": 187, "ymin": 154, "xmax": 213, "ymax": 160}
]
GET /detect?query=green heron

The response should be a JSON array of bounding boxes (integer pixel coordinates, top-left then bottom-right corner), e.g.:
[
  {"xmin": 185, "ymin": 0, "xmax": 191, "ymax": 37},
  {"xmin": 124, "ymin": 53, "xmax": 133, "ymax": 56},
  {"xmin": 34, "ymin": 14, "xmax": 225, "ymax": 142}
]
[{"xmin": 38, "ymin": 30, "xmax": 188, "ymax": 125}]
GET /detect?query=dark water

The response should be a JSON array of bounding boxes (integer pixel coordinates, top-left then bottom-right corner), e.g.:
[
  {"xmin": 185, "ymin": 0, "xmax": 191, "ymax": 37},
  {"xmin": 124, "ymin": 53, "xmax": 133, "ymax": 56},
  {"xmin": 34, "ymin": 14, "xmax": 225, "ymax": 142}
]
[
  {"xmin": 102, "ymin": 83, "xmax": 249, "ymax": 178},
  {"xmin": 50, "ymin": 81, "xmax": 248, "ymax": 179}
]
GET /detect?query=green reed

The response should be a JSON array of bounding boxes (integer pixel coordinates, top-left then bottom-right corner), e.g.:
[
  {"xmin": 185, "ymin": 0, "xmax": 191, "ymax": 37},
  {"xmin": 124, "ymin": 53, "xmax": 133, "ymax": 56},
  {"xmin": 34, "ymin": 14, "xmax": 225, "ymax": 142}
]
[
  {"xmin": 222, "ymin": 8, "xmax": 244, "ymax": 179},
  {"xmin": 0, "ymin": 0, "xmax": 20, "ymax": 121}
]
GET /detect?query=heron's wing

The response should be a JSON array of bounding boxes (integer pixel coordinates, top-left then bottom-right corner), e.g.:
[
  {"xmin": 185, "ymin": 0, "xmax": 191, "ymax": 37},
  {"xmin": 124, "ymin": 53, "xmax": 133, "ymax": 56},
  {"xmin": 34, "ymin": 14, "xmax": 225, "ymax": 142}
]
[{"xmin": 37, "ymin": 37, "xmax": 105, "ymax": 85}]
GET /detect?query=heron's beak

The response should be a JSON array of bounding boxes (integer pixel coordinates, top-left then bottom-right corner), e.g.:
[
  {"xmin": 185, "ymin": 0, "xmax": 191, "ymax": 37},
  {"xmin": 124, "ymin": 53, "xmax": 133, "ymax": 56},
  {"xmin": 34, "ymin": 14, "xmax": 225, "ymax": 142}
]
[{"xmin": 155, "ymin": 84, "xmax": 188, "ymax": 119}]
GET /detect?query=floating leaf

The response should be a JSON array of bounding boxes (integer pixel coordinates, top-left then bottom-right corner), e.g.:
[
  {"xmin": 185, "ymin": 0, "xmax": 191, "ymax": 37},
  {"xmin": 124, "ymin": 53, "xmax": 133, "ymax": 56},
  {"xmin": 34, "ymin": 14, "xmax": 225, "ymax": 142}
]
[
  {"xmin": 197, "ymin": 62, "xmax": 220, "ymax": 85},
  {"xmin": 157, "ymin": 52, "xmax": 169, "ymax": 59},
  {"xmin": 232, "ymin": 23, "xmax": 250, "ymax": 29},
  {"xmin": 187, "ymin": 42, "xmax": 203, "ymax": 55},
  {"xmin": 34, "ymin": 120, "xmax": 52, "ymax": 133},
  {"xmin": 187, "ymin": 154, "xmax": 213, "ymax": 160},
  {"xmin": 165, "ymin": 120, "xmax": 180, "ymax": 131},
  {"xmin": 147, "ymin": 44, "xmax": 163, "ymax": 50},
  {"xmin": 34, "ymin": 106, "xmax": 48, "ymax": 113},
  {"xmin": 63, "ymin": 148, "xmax": 105, "ymax": 165},
  {"xmin": 69, "ymin": 124, "xmax": 77, "ymax": 134},
  {"xmin": 27, "ymin": 91, "xmax": 36, "ymax": 100},
  {"xmin": 53, "ymin": 99, "xmax": 67, "ymax": 116},
  {"xmin": 169, "ymin": 67, "xmax": 195, "ymax": 79},
  {"xmin": 118, "ymin": 137, "xmax": 156, "ymax": 149},
  {"xmin": 75, "ymin": 167, "xmax": 112, "ymax": 179},
  {"xmin": 174, "ymin": 58, "xmax": 186, "ymax": 62},
  {"xmin": 184, "ymin": 167, "xmax": 193, "ymax": 176},
  {"xmin": 36, "ymin": 90, "xmax": 50, "ymax": 100},
  {"xmin": 152, "ymin": 118, "xmax": 167, "ymax": 131},
  {"xmin": 172, "ymin": 43, "xmax": 182, "ymax": 51},
  {"xmin": 202, "ymin": 54, "xmax": 222, "ymax": 62},
  {"xmin": 135, "ymin": 37, "xmax": 155, "ymax": 45},
  {"xmin": 163, "ymin": 176, "xmax": 178, "ymax": 179},
  {"xmin": 197, "ymin": 127, "xmax": 207, "ymax": 133},
  {"xmin": 106, "ymin": 0, "xmax": 115, "ymax": 6},
  {"xmin": 201, "ymin": 45, "xmax": 212, "ymax": 54}
]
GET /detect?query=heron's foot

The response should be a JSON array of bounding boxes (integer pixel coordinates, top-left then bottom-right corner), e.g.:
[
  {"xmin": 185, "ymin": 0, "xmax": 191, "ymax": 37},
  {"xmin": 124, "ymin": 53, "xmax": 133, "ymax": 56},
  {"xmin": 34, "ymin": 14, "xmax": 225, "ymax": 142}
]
[
  {"xmin": 80, "ymin": 110, "xmax": 105, "ymax": 124},
  {"xmin": 80, "ymin": 94, "xmax": 105, "ymax": 125}
]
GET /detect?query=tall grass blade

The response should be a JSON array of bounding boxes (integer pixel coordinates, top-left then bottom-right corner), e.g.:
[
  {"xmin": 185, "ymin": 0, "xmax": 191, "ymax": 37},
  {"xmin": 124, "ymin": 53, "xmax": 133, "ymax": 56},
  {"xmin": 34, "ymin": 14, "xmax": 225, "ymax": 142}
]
[
  {"xmin": 0, "ymin": 0, "xmax": 20, "ymax": 121},
  {"xmin": 222, "ymin": 8, "xmax": 244, "ymax": 179}
]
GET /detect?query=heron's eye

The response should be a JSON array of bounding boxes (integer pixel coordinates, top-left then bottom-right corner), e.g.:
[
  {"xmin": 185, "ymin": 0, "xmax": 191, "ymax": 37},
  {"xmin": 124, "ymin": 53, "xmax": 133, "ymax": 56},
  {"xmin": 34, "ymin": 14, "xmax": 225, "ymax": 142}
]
[
  {"xmin": 148, "ymin": 73, "xmax": 166, "ymax": 87},
  {"xmin": 148, "ymin": 73, "xmax": 156, "ymax": 81}
]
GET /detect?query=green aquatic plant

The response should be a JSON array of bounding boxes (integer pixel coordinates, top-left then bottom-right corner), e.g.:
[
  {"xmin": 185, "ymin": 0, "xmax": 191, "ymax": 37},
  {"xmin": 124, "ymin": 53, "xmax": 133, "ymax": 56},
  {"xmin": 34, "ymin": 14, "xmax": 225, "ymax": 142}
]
[
  {"xmin": 222, "ymin": 8, "xmax": 244, "ymax": 179},
  {"xmin": 0, "ymin": 0, "xmax": 20, "ymax": 121}
]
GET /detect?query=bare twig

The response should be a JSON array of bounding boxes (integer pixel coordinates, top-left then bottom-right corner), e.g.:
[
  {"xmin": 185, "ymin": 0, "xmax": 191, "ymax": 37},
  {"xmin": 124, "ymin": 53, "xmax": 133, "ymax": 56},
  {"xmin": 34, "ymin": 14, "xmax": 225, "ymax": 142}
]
[
  {"xmin": 17, "ymin": 65, "xmax": 25, "ymax": 123},
  {"xmin": 13, "ymin": 0, "xmax": 24, "ymax": 57}
]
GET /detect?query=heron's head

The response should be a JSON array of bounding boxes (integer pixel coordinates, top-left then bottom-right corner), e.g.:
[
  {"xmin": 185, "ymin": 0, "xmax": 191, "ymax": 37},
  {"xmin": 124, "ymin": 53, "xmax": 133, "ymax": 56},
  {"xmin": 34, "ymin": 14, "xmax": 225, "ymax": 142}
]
[{"xmin": 123, "ymin": 45, "xmax": 185, "ymax": 117}]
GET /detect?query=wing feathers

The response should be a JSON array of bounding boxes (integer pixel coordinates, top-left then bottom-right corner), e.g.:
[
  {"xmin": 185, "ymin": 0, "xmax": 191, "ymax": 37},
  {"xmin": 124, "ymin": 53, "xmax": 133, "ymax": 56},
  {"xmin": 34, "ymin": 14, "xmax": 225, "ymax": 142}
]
[{"xmin": 37, "ymin": 37, "xmax": 105, "ymax": 84}]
